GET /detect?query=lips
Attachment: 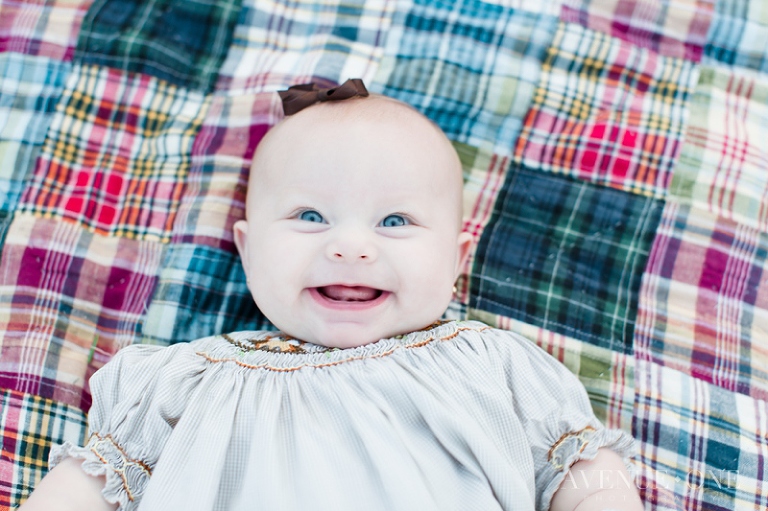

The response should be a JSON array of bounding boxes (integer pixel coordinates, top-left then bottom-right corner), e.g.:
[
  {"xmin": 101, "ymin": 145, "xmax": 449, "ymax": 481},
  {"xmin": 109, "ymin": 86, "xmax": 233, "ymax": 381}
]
[{"xmin": 309, "ymin": 285, "xmax": 389, "ymax": 310}]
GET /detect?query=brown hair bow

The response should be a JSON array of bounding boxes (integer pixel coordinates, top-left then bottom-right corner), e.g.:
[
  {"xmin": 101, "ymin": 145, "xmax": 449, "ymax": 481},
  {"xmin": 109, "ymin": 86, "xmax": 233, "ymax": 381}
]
[{"xmin": 278, "ymin": 79, "xmax": 369, "ymax": 116}]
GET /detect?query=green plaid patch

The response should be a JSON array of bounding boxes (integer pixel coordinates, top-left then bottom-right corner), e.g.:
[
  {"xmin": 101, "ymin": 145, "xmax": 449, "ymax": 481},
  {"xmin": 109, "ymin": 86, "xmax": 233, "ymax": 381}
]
[
  {"xmin": 669, "ymin": 65, "xmax": 768, "ymax": 232},
  {"xmin": 0, "ymin": 388, "xmax": 87, "ymax": 508},
  {"xmin": 75, "ymin": 0, "xmax": 242, "ymax": 92},
  {"xmin": 470, "ymin": 165, "xmax": 663, "ymax": 353}
]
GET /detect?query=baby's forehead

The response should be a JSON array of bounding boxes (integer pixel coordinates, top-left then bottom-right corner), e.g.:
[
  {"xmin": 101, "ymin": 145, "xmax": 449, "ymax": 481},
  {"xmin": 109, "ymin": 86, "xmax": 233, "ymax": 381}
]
[
  {"xmin": 269, "ymin": 95, "xmax": 443, "ymax": 144},
  {"xmin": 249, "ymin": 94, "xmax": 462, "ymax": 192}
]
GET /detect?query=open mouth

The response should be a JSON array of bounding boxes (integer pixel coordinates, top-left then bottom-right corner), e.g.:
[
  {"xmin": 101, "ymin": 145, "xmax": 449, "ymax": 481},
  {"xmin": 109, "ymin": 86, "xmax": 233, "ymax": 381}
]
[
  {"xmin": 309, "ymin": 285, "xmax": 389, "ymax": 310},
  {"xmin": 316, "ymin": 285, "xmax": 383, "ymax": 302}
]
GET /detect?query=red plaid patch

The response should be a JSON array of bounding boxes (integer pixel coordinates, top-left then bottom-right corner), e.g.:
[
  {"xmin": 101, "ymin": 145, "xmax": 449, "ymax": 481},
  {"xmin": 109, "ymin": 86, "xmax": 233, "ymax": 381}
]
[{"xmin": 19, "ymin": 64, "xmax": 209, "ymax": 242}]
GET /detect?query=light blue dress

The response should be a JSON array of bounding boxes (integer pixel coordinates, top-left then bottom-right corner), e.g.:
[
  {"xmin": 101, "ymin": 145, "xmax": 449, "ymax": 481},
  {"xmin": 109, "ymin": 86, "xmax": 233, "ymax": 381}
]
[{"xmin": 50, "ymin": 320, "xmax": 634, "ymax": 511}]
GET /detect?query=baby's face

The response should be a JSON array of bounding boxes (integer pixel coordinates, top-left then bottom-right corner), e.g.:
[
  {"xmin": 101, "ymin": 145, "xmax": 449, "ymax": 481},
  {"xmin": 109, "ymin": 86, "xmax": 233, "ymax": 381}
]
[{"xmin": 234, "ymin": 100, "xmax": 472, "ymax": 348}]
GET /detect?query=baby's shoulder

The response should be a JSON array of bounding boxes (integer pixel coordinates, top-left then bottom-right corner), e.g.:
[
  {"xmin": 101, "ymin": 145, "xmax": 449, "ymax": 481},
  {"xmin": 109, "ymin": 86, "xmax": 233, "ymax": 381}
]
[{"xmin": 452, "ymin": 321, "xmax": 571, "ymax": 371}]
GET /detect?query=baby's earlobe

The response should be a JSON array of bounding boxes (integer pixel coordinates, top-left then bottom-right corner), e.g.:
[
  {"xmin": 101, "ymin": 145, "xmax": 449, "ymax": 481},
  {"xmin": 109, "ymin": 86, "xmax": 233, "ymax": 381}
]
[
  {"xmin": 455, "ymin": 232, "xmax": 474, "ymax": 276},
  {"xmin": 233, "ymin": 220, "xmax": 250, "ymax": 259}
]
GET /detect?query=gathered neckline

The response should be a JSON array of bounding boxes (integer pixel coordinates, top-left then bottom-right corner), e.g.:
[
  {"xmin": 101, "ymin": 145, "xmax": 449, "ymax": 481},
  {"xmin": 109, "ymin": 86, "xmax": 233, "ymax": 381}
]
[{"xmin": 193, "ymin": 320, "xmax": 489, "ymax": 372}]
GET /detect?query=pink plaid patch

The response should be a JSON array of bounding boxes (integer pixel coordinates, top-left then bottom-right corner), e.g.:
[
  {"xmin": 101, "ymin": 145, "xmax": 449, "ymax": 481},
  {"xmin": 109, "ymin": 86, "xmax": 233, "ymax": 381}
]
[
  {"xmin": 561, "ymin": 0, "xmax": 715, "ymax": 61},
  {"xmin": 0, "ymin": 0, "xmax": 91, "ymax": 61}
]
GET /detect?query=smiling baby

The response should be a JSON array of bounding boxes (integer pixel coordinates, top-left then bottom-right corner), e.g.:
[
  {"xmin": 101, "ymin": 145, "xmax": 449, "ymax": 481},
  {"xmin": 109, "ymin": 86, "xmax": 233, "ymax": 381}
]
[{"xmin": 21, "ymin": 82, "xmax": 642, "ymax": 511}]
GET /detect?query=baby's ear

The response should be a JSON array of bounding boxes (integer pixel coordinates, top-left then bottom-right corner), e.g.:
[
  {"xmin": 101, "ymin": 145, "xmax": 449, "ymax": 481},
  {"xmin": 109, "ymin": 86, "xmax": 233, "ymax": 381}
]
[
  {"xmin": 233, "ymin": 220, "xmax": 250, "ymax": 275},
  {"xmin": 454, "ymin": 231, "xmax": 473, "ymax": 279}
]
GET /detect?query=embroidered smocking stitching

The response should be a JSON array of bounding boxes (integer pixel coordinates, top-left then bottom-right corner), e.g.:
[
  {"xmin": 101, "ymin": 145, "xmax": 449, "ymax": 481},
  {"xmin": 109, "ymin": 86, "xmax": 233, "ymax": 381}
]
[
  {"xmin": 547, "ymin": 426, "xmax": 597, "ymax": 470},
  {"xmin": 198, "ymin": 323, "xmax": 489, "ymax": 372},
  {"xmin": 88, "ymin": 433, "xmax": 152, "ymax": 502},
  {"xmin": 222, "ymin": 333, "xmax": 309, "ymax": 354}
]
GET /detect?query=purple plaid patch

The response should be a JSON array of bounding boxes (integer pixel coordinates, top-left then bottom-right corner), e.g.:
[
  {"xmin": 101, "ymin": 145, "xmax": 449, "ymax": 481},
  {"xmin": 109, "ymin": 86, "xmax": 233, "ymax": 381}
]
[
  {"xmin": 0, "ymin": 214, "xmax": 163, "ymax": 410},
  {"xmin": 635, "ymin": 201, "xmax": 768, "ymax": 400},
  {"xmin": 561, "ymin": 0, "xmax": 715, "ymax": 61}
]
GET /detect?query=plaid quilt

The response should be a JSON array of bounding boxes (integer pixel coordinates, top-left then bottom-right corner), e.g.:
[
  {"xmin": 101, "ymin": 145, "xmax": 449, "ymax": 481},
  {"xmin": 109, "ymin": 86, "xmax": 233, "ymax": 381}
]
[{"xmin": 0, "ymin": 0, "xmax": 766, "ymax": 509}]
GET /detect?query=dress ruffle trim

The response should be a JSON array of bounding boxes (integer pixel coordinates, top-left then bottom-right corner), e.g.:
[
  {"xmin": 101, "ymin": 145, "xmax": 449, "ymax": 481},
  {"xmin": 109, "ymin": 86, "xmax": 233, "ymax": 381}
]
[
  {"xmin": 49, "ymin": 433, "xmax": 151, "ymax": 510},
  {"xmin": 539, "ymin": 426, "xmax": 636, "ymax": 511}
]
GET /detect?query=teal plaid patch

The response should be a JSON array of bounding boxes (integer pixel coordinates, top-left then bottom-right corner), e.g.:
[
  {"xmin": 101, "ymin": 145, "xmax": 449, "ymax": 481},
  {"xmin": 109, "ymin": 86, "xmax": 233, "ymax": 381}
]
[
  {"xmin": 217, "ymin": 0, "xmax": 394, "ymax": 93},
  {"xmin": 142, "ymin": 244, "xmax": 272, "ymax": 345},
  {"xmin": 373, "ymin": 0, "xmax": 558, "ymax": 156},
  {"xmin": 75, "ymin": 0, "xmax": 242, "ymax": 92},
  {"xmin": 470, "ymin": 165, "xmax": 663, "ymax": 353},
  {"xmin": 633, "ymin": 360, "xmax": 768, "ymax": 511},
  {"xmin": 704, "ymin": 0, "xmax": 768, "ymax": 73},
  {"xmin": 0, "ymin": 53, "xmax": 71, "ymax": 213}
]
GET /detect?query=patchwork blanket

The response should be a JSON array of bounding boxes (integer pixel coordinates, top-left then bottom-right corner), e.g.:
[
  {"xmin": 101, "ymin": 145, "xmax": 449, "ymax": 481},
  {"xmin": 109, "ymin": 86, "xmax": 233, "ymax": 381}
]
[{"xmin": 0, "ymin": 0, "xmax": 766, "ymax": 509}]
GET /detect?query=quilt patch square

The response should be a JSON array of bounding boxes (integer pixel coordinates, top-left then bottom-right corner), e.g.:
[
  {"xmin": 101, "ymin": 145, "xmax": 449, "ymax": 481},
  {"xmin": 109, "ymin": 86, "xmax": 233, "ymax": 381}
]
[
  {"xmin": 171, "ymin": 93, "xmax": 279, "ymax": 251},
  {"xmin": 470, "ymin": 166, "xmax": 663, "ymax": 353},
  {"xmin": 704, "ymin": 0, "xmax": 768, "ymax": 73},
  {"xmin": 0, "ymin": 0, "xmax": 90, "ymax": 61},
  {"xmin": 142, "ymin": 244, "xmax": 271, "ymax": 346},
  {"xmin": 0, "ymin": 53, "xmax": 71, "ymax": 213},
  {"xmin": 0, "ymin": 213, "xmax": 163, "ymax": 410},
  {"xmin": 18, "ymin": 64, "xmax": 208, "ymax": 242},
  {"xmin": 0, "ymin": 388, "xmax": 87, "ymax": 508},
  {"xmin": 75, "ymin": 0, "xmax": 241, "ymax": 92},
  {"xmin": 514, "ymin": 22, "xmax": 698, "ymax": 198},
  {"xmin": 216, "ymin": 0, "xmax": 394, "ymax": 94},
  {"xmin": 633, "ymin": 359, "xmax": 768, "ymax": 511},
  {"xmin": 373, "ymin": 0, "xmax": 558, "ymax": 157},
  {"xmin": 669, "ymin": 66, "xmax": 768, "ymax": 232},
  {"xmin": 561, "ymin": 0, "xmax": 715, "ymax": 61},
  {"xmin": 635, "ymin": 201, "xmax": 768, "ymax": 400}
]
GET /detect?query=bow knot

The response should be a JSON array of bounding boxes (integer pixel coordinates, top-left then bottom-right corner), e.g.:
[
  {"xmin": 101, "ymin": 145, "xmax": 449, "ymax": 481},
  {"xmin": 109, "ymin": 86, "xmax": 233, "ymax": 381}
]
[{"xmin": 278, "ymin": 79, "xmax": 369, "ymax": 115}]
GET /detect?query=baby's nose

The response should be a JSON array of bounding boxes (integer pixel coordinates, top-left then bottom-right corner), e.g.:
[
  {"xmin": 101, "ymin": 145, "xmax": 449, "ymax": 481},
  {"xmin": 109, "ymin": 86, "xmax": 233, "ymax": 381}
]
[{"xmin": 326, "ymin": 230, "xmax": 378, "ymax": 262}]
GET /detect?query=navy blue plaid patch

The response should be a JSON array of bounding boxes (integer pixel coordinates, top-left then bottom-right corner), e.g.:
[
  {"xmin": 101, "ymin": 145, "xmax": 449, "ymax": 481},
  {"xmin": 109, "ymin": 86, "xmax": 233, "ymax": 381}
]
[
  {"xmin": 142, "ymin": 244, "xmax": 273, "ymax": 345},
  {"xmin": 75, "ymin": 0, "xmax": 242, "ymax": 92},
  {"xmin": 373, "ymin": 0, "xmax": 558, "ymax": 156},
  {"xmin": 704, "ymin": 0, "xmax": 768, "ymax": 73},
  {"xmin": 470, "ymin": 165, "xmax": 663, "ymax": 353}
]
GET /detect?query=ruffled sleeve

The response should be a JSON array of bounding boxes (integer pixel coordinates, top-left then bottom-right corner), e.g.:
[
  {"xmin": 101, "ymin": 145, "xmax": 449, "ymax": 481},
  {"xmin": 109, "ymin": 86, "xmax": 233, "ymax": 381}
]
[
  {"xmin": 48, "ymin": 341, "xmax": 205, "ymax": 510},
  {"xmin": 491, "ymin": 329, "xmax": 636, "ymax": 511}
]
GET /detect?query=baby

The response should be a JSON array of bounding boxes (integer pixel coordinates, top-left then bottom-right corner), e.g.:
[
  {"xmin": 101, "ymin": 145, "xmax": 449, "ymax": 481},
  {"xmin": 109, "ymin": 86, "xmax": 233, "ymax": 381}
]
[{"xmin": 21, "ymin": 81, "xmax": 642, "ymax": 511}]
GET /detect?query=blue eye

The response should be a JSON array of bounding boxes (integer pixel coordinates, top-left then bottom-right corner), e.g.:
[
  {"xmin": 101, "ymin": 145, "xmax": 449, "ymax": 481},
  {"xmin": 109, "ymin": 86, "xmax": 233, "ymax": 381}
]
[
  {"xmin": 380, "ymin": 214, "xmax": 408, "ymax": 227},
  {"xmin": 298, "ymin": 210, "xmax": 324, "ymax": 223}
]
